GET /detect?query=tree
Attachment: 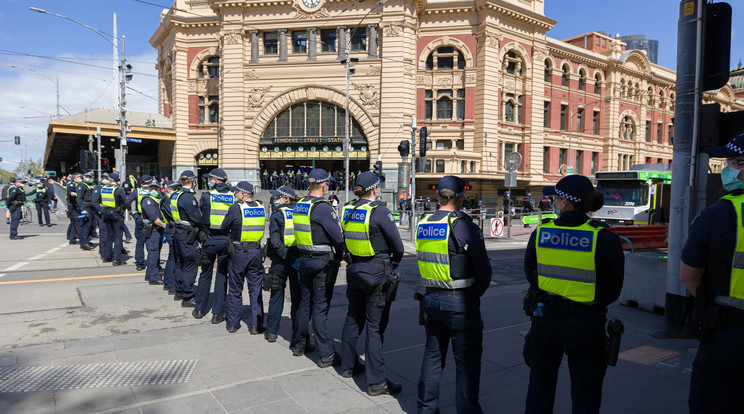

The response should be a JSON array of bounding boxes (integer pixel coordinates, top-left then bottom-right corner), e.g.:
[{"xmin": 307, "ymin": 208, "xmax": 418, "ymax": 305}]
[{"xmin": 15, "ymin": 158, "xmax": 45, "ymax": 178}]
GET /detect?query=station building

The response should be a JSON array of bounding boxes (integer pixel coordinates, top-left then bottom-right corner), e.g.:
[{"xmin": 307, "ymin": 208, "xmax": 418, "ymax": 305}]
[{"xmin": 149, "ymin": 0, "xmax": 743, "ymax": 202}]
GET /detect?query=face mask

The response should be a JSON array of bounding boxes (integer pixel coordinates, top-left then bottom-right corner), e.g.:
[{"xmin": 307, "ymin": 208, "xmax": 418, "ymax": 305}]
[
  {"xmin": 84, "ymin": 177, "xmax": 93, "ymax": 183},
  {"xmin": 100, "ymin": 179, "xmax": 110, "ymax": 185},
  {"xmin": 273, "ymin": 199, "xmax": 281, "ymax": 207},
  {"xmin": 721, "ymin": 165, "xmax": 744, "ymax": 191},
  {"xmin": 149, "ymin": 190, "xmax": 160, "ymax": 198},
  {"xmin": 553, "ymin": 207, "xmax": 561, "ymax": 216}
]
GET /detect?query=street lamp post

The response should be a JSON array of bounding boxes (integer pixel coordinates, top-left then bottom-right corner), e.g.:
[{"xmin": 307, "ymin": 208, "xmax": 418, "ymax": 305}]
[
  {"xmin": 7, "ymin": 65, "xmax": 60, "ymax": 118},
  {"xmin": 30, "ymin": 7, "xmax": 131, "ymax": 178},
  {"xmin": 341, "ymin": 0, "xmax": 387, "ymax": 201}
]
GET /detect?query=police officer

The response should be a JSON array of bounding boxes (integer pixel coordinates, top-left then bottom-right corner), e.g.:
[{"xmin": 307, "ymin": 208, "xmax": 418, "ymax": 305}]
[
  {"xmin": 271, "ymin": 171, "xmax": 278, "ymax": 190},
  {"xmin": 31, "ymin": 179, "xmax": 53, "ymax": 227},
  {"xmin": 126, "ymin": 174, "xmax": 152, "ymax": 271},
  {"xmin": 522, "ymin": 174, "xmax": 624, "ymax": 413},
  {"xmin": 293, "ymin": 169, "xmax": 344, "ymax": 366},
  {"xmin": 523, "ymin": 192, "xmax": 535, "ymax": 228},
  {"xmin": 76, "ymin": 172, "xmax": 96, "ymax": 250},
  {"xmin": 221, "ymin": 181, "xmax": 266, "ymax": 333},
  {"xmin": 100, "ymin": 173, "xmax": 129, "ymax": 266},
  {"xmin": 2, "ymin": 177, "xmax": 13, "ymax": 225},
  {"xmin": 340, "ymin": 171, "xmax": 404, "ymax": 396},
  {"xmin": 7, "ymin": 177, "xmax": 29, "ymax": 240},
  {"xmin": 538, "ymin": 191, "xmax": 553, "ymax": 212},
  {"xmin": 681, "ymin": 134, "xmax": 744, "ymax": 413},
  {"xmin": 416, "ymin": 175, "xmax": 492, "ymax": 414},
  {"xmin": 66, "ymin": 173, "xmax": 82, "ymax": 245},
  {"xmin": 171, "ymin": 170, "xmax": 202, "ymax": 308},
  {"xmin": 161, "ymin": 180, "xmax": 180, "ymax": 294},
  {"xmin": 92, "ymin": 173, "xmax": 109, "ymax": 259},
  {"xmin": 262, "ymin": 169, "xmax": 269, "ymax": 190},
  {"xmin": 264, "ymin": 185, "xmax": 300, "ymax": 344},
  {"xmin": 194, "ymin": 168, "xmax": 233, "ymax": 324},
  {"xmin": 139, "ymin": 179, "xmax": 166, "ymax": 285}
]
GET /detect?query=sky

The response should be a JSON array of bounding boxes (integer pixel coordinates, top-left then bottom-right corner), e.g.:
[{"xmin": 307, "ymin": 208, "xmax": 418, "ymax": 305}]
[{"xmin": 0, "ymin": 0, "xmax": 742, "ymax": 174}]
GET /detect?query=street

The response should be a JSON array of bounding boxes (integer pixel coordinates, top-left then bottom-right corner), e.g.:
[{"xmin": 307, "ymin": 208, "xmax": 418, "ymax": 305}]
[{"xmin": 0, "ymin": 201, "xmax": 697, "ymax": 414}]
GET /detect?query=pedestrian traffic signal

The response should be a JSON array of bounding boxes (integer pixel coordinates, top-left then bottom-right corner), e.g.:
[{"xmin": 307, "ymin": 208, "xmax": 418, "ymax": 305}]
[
  {"xmin": 419, "ymin": 127, "xmax": 428, "ymax": 157},
  {"xmin": 397, "ymin": 140, "xmax": 410, "ymax": 158},
  {"xmin": 102, "ymin": 158, "xmax": 109, "ymax": 169}
]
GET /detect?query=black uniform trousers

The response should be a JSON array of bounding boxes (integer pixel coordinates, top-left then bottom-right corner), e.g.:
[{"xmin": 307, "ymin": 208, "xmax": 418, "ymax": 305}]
[
  {"xmin": 266, "ymin": 263, "xmax": 298, "ymax": 336},
  {"xmin": 163, "ymin": 226, "xmax": 176, "ymax": 290},
  {"xmin": 295, "ymin": 255, "xmax": 339, "ymax": 358},
  {"xmin": 226, "ymin": 247, "xmax": 264, "ymax": 329},
  {"xmin": 173, "ymin": 227, "xmax": 199, "ymax": 299},
  {"xmin": 9, "ymin": 206, "xmax": 21, "ymax": 238},
  {"xmin": 195, "ymin": 236, "xmax": 229, "ymax": 316},
  {"xmin": 95, "ymin": 212, "xmax": 107, "ymax": 257},
  {"xmin": 35, "ymin": 202, "xmax": 50, "ymax": 226},
  {"xmin": 102, "ymin": 211, "xmax": 125, "ymax": 261},
  {"xmin": 134, "ymin": 214, "xmax": 146, "ymax": 267},
  {"xmin": 145, "ymin": 226, "xmax": 164, "ymax": 282},
  {"xmin": 523, "ymin": 303, "xmax": 607, "ymax": 414},
  {"xmin": 341, "ymin": 261, "xmax": 391, "ymax": 386},
  {"xmin": 76, "ymin": 206, "xmax": 92, "ymax": 246},
  {"xmin": 417, "ymin": 291, "xmax": 484, "ymax": 414},
  {"xmin": 689, "ymin": 323, "xmax": 744, "ymax": 413},
  {"xmin": 67, "ymin": 204, "xmax": 79, "ymax": 242}
]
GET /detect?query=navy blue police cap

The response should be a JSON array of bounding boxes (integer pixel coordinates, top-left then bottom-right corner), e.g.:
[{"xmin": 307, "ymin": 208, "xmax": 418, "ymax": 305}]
[
  {"xmin": 307, "ymin": 169, "xmax": 335, "ymax": 184},
  {"xmin": 544, "ymin": 174, "xmax": 595, "ymax": 204},
  {"xmin": 72, "ymin": 172, "xmax": 82, "ymax": 177},
  {"xmin": 108, "ymin": 172, "xmax": 120, "ymax": 181},
  {"xmin": 270, "ymin": 185, "xmax": 296, "ymax": 199},
  {"xmin": 146, "ymin": 179, "xmax": 162, "ymax": 188},
  {"xmin": 84, "ymin": 172, "xmax": 94, "ymax": 177},
  {"xmin": 705, "ymin": 132, "xmax": 744, "ymax": 158},
  {"xmin": 354, "ymin": 171, "xmax": 384, "ymax": 191},
  {"xmin": 234, "ymin": 181, "xmax": 254, "ymax": 194},
  {"xmin": 166, "ymin": 180, "xmax": 180, "ymax": 189},
  {"xmin": 101, "ymin": 172, "xmax": 109, "ymax": 178},
  {"xmin": 208, "ymin": 168, "xmax": 228, "ymax": 181},
  {"xmin": 179, "ymin": 170, "xmax": 197, "ymax": 180},
  {"xmin": 436, "ymin": 175, "xmax": 466, "ymax": 198},
  {"xmin": 139, "ymin": 174, "xmax": 151, "ymax": 182}
]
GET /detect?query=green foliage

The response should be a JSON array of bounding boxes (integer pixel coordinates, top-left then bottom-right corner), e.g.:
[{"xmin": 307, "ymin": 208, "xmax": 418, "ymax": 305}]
[{"xmin": 14, "ymin": 158, "xmax": 45, "ymax": 179}]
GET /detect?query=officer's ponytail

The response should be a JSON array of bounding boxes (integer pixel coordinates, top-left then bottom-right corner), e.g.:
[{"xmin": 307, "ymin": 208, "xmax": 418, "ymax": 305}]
[
  {"xmin": 353, "ymin": 185, "xmax": 372, "ymax": 198},
  {"xmin": 579, "ymin": 191, "xmax": 604, "ymax": 213}
]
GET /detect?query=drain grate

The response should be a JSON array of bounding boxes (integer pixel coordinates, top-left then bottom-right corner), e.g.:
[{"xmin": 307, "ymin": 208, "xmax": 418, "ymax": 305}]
[{"xmin": 0, "ymin": 359, "xmax": 199, "ymax": 393}]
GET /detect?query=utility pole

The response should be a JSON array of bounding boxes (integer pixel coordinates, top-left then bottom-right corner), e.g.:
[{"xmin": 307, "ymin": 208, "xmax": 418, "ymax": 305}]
[
  {"xmin": 96, "ymin": 126, "xmax": 102, "ymax": 181},
  {"xmin": 119, "ymin": 40, "xmax": 128, "ymax": 180},
  {"xmin": 411, "ymin": 117, "xmax": 417, "ymax": 242}
]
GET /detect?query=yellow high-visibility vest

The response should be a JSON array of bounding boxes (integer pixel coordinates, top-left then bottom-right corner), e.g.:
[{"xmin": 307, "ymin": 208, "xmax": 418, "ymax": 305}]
[
  {"xmin": 415, "ymin": 213, "xmax": 473, "ymax": 289},
  {"xmin": 101, "ymin": 185, "xmax": 120, "ymax": 208},
  {"xmin": 721, "ymin": 194, "xmax": 744, "ymax": 310},
  {"xmin": 341, "ymin": 200, "xmax": 376, "ymax": 257},
  {"xmin": 293, "ymin": 198, "xmax": 333, "ymax": 253},
  {"xmin": 278, "ymin": 206, "xmax": 296, "ymax": 247},
  {"xmin": 239, "ymin": 201, "xmax": 266, "ymax": 242},
  {"xmin": 535, "ymin": 219, "xmax": 601, "ymax": 303},
  {"xmin": 136, "ymin": 188, "xmax": 150, "ymax": 214},
  {"xmin": 209, "ymin": 189, "xmax": 235, "ymax": 229}
]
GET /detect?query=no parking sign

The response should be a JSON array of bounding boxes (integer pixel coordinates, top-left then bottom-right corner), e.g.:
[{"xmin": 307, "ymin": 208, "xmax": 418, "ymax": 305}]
[{"xmin": 490, "ymin": 218, "xmax": 504, "ymax": 237}]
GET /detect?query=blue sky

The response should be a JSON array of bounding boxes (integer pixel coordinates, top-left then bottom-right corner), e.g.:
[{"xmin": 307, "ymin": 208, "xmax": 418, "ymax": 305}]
[{"xmin": 0, "ymin": 0, "xmax": 742, "ymax": 173}]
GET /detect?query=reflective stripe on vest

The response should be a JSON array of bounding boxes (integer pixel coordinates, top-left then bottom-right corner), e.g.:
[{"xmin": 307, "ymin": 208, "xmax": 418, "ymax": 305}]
[
  {"xmin": 240, "ymin": 201, "xmax": 266, "ymax": 242},
  {"xmin": 101, "ymin": 185, "xmax": 119, "ymax": 208},
  {"xmin": 170, "ymin": 190, "xmax": 185, "ymax": 224},
  {"xmin": 341, "ymin": 200, "xmax": 376, "ymax": 257},
  {"xmin": 535, "ymin": 220, "xmax": 600, "ymax": 303},
  {"xmin": 209, "ymin": 190, "xmax": 235, "ymax": 229},
  {"xmin": 279, "ymin": 206, "xmax": 297, "ymax": 247},
  {"xmin": 141, "ymin": 195, "xmax": 162, "ymax": 224},
  {"xmin": 136, "ymin": 189, "xmax": 150, "ymax": 214},
  {"xmin": 415, "ymin": 213, "xmax": 474, "ymax": 289},
  {"xmin": 721, "ymin": 194, "xmax": 744, "ymax": 310},
  {"xmin": 293, "ymin": 198, "xmax": 333, "ymax": 252}
]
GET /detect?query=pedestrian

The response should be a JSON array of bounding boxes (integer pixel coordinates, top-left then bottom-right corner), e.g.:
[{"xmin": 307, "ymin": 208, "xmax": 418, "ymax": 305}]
[
  {"xmin": 161, "ymin": 180, "xmax": 180, "ymax": 294},
  {"xmin": 523, "ymin": 192, "xmax": 535, "ymax": 228},
  {"xmin": 7, "ymin": 177, "xmax": 30, "ymax": 240},
  {"xmin": 32, "ymin": 179, "xmax": 53, "ymax": 227},
  {"xmin": 126, "ymin": 174, "xmax": 152, "ymax": 271},
  {"xmin": 222, "ymin": 181, "xmax": 266, "ymax": 334},
  {"xmin": 680, "ymin": 134, "xmax": 744, "ymax": 413},
  {"xmin": 522, "ymin": 174, "xmax": 624, "ymax": 413},
  {"xmin": 48, "ymin": 178, "xmax": 58, "ymax": 211},
  {"xmin": 76, "ymin": 172, "xmax": 96, "ymax": 250},
  {"xmin": 2, "ymin": 178, "xmax": 14, "ymax": 225},
  {"xmin": 66, "ymin": 173, "xmax": 81, "ymax": 245},
  {"xmin": 264, "ymin": 185, "xmax": 301, "ymax": 344},
  {"xmin": 293, "ymin": 169, "xmax": 344, "ymax": 364},
  {"xmin": 170, "ymin": 170, "xmax": 202, "ymax": 308},
  {"xmin": 340, "ymin": 171, "xmax": 404, "ymax": 396},
  {"xmin": 141, "ymin": 179, "xmax": 167, "ymax": 285},
  {"xmin": 100, "ymin": 173, "xmax": 129, "ymax": 266},
  {"xmin": 193, "ymin": 168, "xmax": 233, "ymax": 324},
  {"xmin": 415, "ymin": 175, "xmax": 492, "ymax": 414},
  {"xmin": 329, "ymin": 191, "xmax": 340, "ymax": 212}
]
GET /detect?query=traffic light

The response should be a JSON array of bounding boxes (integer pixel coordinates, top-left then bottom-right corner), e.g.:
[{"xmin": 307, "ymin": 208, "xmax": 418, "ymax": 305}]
[
  {"xmin": 702, "ymin": 2, "xmax": 732, "ymax": 91},
  {"xmin": 102, "ymin": 158, "xmax": 109, "ymax": 170},
  {"xmin": 373, "ymin": 160, "xmax": 383, "ymax": 176},
  {"xmin": 14, "ymin": 136, "xmax": 20, "ymax": 145},
  {"xmin": 419, "ymin": 127, "xmax": 428, "ymax": 157},
  {"xmin": 397, "ymin": 140, "xmax": 410, "ymax": 158},
  {"xmin": 700, "ymin": 103, "xmax": 744, "ymax": 148}
]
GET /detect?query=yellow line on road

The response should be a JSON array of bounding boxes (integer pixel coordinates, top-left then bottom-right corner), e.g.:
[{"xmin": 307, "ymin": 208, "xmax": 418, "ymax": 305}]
[{"xmin": 0, "ymin": 273, "xmax": 143, "ymax": 285}]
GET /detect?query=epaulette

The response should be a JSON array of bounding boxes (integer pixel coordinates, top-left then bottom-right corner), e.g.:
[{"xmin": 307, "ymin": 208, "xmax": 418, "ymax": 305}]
[
  {"xmin": 370, "ymin": 200, "xmax": 386, "ymax": 208},
  {"xmin": 588, "ymin": 219, "xmax": 609, "ymax": 228},
  {"xmin": 541, "ymin": 217, "xmax": 553, "ymax": 224}
]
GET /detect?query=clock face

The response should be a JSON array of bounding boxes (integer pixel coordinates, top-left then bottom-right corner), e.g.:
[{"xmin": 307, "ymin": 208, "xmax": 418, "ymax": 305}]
[{"xmin": 302, "ymin": 0, "xmax": 320, "ymax": 8}]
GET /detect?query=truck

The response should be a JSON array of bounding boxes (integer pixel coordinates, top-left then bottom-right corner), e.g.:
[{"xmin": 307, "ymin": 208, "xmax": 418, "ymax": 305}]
[{"xmin": 591, "ymin": 164, "xmax": 672, "ymax": 225}]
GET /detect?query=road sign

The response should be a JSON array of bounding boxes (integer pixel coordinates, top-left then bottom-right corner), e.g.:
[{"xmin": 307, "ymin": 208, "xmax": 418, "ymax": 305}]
[
  {"xmin": 126, "ymin": 138, "xmax": 142, "ymax": 143},
  {"xmin": 505, "ymin": 172, "xmax": 517, "ymax": 187},
  {"xmin": 505, "ymin": 152, "xmax": 522, "ymax": 172},
  {"xmin": 522, "ymin": 213, "xmax": 558, "ymax": 224},
  {"xmin": 567, "ymin": 166, "xmax": 574, "ymax": 175},
  {"xmin": 490, "ymin": 218, "xmax": 504, "ymax": 237}
]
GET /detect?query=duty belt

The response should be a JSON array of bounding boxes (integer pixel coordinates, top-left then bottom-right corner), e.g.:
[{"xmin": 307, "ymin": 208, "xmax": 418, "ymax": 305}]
[
  {"xmin": 426, "ymin": 287, "xmax": 474, "ymax": 295},
  {"xmin": 300, "ymin": 250, "xmax": 333, "ymax": 260},
  {"xmin": 233, "ymin": 241, "xmax": 260, "ymax": 250},
  {"xmin": 350, "ymin": 255, "xmax": 390, "ymax": 270},
  {"xmin": 543, "ymin": 292, "xmax": 602, "ymax": 311}
]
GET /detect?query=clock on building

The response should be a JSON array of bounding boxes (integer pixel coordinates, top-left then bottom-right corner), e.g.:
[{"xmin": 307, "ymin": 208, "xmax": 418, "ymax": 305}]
[{"xmin": 302, "ymin": 0, "xmax": 320, "ymax": 8}]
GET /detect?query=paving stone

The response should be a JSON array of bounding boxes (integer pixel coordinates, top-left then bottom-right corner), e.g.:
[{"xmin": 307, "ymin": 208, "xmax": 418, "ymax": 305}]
[
  {"xmin": 228, "ymin": 397, "xmax": 308, "ymax": 414},
  {"xmin": 273, "ymin": 369, "xmax": 374, "ymax": 413},
  {"xmin": 212, "ymin": 381, "xmax": 289, "ymax": 411},
  {"xmin": 140, "ymin": 393, "xmax": 226, "ymax": 414},
  {"xmin": 52, "ymin": 386, "xmax": 139, "ymax": 413}
]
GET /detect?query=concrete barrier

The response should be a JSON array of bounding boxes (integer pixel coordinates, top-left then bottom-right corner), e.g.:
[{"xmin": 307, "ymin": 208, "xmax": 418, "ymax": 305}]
[{"xmin": 620, "ymin": 251, "xmax": 668, "ymax": 313}]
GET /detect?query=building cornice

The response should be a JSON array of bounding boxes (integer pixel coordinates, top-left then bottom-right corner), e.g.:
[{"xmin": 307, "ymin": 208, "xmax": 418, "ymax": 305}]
[{"xmin": 474, "ymin": 0, "xmax": 556, "ymax": 31}]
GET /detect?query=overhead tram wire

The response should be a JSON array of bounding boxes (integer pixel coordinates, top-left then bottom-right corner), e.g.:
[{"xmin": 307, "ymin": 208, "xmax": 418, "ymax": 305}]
[{"xmin": 0, "ymin": 49, "xmax": 157, "ymax": 78}]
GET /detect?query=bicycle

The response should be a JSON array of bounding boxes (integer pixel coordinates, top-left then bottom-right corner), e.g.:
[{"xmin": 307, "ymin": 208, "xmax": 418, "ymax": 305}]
[{"xmin": 21, "ymin": 202, "xmax": 34, "ymax": 225}]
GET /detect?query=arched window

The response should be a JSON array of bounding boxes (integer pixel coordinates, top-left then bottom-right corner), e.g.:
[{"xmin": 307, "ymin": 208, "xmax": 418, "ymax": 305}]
[
  {"xmin": 199, "ymin": 96, "xmax": 219, "ymax": 124},
  {"xmin": 544, "ymin": 60, "xmax": 551, "ymax": 82},
  {"xmin": 561, "ymin": 65, "xmax": 570, "ymax": 86},
  {"xmin": 578, "ymin": 70, "xmax": 586, "ymax": 91},
  {"xmin": 647, "ymin": 87, "xmax": 654, "ymax": 105},
  {"xmin": 594, "ymin": 73, "xmax": 601, "ymax": 94},
  {"xmin": 503, "ymin": 51, "xmax": 523, "ymax": 76},
  {"xmin": 426, "ymin": 46, "xmax": 466, "ymax": 70},
  {"xmin": 502, "ymin": 93, "xmax": 523, "ymax": 124},
  {"xmin": 198, "ymin": 56, "xmax": 219, "ymax": 78},
  {"xmin": 260, "ymin": 100, "xmax": 367, "ymax": 153},
  {"xmin": 619, "ymin": 115, "xmax": 635, "ymax": 140}
]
